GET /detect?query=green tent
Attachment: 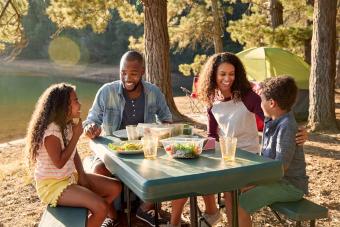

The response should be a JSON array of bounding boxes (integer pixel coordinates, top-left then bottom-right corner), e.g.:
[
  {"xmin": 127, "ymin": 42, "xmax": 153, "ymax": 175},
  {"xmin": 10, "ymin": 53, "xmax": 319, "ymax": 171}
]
[{"xmin": 236, "ymin": 47, "xmax": 310, "ymax": 89}]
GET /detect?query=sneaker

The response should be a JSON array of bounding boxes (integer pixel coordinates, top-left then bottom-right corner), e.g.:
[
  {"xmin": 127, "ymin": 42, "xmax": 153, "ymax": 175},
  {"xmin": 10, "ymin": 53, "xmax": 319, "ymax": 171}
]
[
  {"xmin": 101, "ymin": 217, "xmax": 119, "ymax": 227},
  {"xmin": 136, "ymin": 207, "xmax": 168, "ymax": 226},
  {"xmin": 201, "ymin": 211, "xmax": 222, "ymax": 226}
]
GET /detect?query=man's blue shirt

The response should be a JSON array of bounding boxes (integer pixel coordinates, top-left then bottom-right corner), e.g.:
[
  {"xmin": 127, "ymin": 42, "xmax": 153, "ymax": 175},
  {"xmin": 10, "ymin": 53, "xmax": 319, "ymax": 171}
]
[{"xmin": 83, "ymin": 80, "xmax": 172, "ymax": 135}]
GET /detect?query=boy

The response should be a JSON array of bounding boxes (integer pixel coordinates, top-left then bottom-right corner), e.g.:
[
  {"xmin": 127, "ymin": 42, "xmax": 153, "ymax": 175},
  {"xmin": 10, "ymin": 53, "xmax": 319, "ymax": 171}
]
[{"xmin": 237, "ymin": 76, "xmax": 309, "ymax": 227}]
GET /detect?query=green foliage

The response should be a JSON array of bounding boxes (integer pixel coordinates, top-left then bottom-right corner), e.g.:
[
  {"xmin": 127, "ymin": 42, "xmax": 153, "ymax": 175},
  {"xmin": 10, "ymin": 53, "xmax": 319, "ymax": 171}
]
[
  {"xmin": 16, "ymin": 0, "xmax": 143, "ymax": 64},
  {"xmin": 46, "ymin": 0, "xmax": 125, "ymax": 33},
  {"xmin": 227, "ymin": 0, "xmax": 313, "ymax": 58},
  {"xmin": 20, "ymin": 0, "xmax": 56, "ymax": 59},
  {"xmin": 179, "ymin": 54, "xmax": 207, "ymax": 76},
  {"xmin": 0, "ymin": 0, "xmax": 29, "ymax": 51}
]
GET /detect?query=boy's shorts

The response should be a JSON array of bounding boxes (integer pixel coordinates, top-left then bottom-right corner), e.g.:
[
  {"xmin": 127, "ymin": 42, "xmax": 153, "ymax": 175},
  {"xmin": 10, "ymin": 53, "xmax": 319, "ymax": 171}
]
[{"xmin": 239, "ymin": 180, "xmax": 304, "ymax": 214}]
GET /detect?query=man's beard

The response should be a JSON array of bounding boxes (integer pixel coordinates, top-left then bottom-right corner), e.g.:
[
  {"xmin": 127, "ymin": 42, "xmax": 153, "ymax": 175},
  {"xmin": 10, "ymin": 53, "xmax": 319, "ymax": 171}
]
[{"xmin": 124, "ymin": 80, "xmax": 141, "ymax": 92}]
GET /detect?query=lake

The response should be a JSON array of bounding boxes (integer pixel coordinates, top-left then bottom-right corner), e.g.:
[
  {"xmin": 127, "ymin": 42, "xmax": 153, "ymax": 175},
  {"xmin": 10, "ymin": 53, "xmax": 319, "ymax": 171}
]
[{"xmin": 0, "ymin": 74, "xmax": 102, "ymax": 143}]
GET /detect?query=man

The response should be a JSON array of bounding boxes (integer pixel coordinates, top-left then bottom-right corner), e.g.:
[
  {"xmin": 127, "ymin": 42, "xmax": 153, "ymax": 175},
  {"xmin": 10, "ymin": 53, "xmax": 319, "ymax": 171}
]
[{"xmin": 83, "ymin": 50, "xmax": 172, "ymax": 226}]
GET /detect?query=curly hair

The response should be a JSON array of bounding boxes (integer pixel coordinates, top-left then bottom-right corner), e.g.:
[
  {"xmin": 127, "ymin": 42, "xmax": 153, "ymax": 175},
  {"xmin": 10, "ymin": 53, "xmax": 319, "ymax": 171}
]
[
  {"xmin": 197, "ymin": 52, "xmax": 252, "ymax": 107},
  {"xmin": 25, "ymin": 83, "xmax": 75, "ymax": 169},
  {"xmin": 261, "ymin": 76, "xmax": 298, "ymax": 111}
]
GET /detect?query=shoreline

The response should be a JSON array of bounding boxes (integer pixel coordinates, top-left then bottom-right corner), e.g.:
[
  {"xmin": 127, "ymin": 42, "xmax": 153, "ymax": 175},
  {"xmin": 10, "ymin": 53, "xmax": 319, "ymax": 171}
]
[{"xmin": 0, "ymin": 138, "xmax": 26, "ymax": 149}]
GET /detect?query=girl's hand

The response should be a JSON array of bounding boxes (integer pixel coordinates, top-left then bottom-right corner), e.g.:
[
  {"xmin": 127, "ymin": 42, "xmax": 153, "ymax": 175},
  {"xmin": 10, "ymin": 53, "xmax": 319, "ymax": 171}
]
[
  {"xmin": 296, "ymin": 126, "xmax": 308, "ymax": 145},
  {"xmin": 72, "ymin": 118, "xmax": 83, "ymax": 139}
]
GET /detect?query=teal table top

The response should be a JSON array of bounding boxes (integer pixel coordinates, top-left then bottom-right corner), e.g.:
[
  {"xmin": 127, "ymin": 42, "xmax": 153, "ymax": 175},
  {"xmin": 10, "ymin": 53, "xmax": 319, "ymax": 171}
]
[{"xmin": 90, "ymin": 136, "xmax": 283, "ymax": 203}]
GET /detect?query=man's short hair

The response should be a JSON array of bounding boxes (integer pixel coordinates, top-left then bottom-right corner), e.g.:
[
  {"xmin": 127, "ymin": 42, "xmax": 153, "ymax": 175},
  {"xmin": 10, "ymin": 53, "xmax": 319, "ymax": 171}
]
[
  {"xmin": 120, "ymin": 50, "xmax": 144, "ymax": 69},
  {"xmin": 261, "ymin": 76, "xmax": 298, "ymax": 111}
]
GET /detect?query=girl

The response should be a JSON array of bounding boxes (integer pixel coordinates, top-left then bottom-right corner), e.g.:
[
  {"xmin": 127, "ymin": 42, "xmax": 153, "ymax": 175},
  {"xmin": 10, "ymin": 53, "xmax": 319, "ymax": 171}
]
[
  {"xmin": 25, "ymin": 83, "xmax": 121, "ymax": 227},
  {"xmin": 170, "ymin": 52, "xmax": 307, "ymax": 226}
]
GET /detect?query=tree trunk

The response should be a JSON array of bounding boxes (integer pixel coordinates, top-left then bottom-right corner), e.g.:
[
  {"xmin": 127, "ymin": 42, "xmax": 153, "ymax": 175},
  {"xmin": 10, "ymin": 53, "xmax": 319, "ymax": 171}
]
[
  {"xmin": 303, "ymin": 0, "xmax": 314, "ymax": 65},
  {"xmin": 211, "ymin": 0, "xmax": 223, "ymax": 53},
  {"xmin": 269, "ymin": 0, "xmax": 283, "ymax": 28},
  {"xmin": 336, "ymin": 40, "xmax": 340, "ymax": 88},
  {"xmin": 143, "ymin": 0, "xmax": 187, "ymax": 122},
  {"xmin": 303, "ymin": 36, "xmax": 312, "ymax": 65},
  {"xmin": 308, "ymin": 0, "xmax": 338, "ymax": 131}
]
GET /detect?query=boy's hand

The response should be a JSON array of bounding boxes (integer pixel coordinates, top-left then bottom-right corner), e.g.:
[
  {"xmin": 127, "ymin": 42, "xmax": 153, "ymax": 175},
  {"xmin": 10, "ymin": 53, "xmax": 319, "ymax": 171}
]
[
  {"xmin": 72, "ymin": 118, "xmax": 83, "ymax": 139},
  {"xmin": 296, "ymin": 126, "xmax": 308, "ymax": 145},
  {"xmin": 85, "ymin": 123, "xmax": 101, "ymax": 139}
]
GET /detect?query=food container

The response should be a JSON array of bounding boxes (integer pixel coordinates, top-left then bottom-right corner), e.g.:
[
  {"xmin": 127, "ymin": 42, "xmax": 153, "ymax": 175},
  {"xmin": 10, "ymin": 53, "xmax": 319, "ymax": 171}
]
[
  {"xmin": 149, "ymin": 127, "xmax": 172, "ymax": 140},
  {"xmin": 160, "ymin": 137, "xmax": 205, "ymax": 159},
  {"xmin": 169, "ymin": 123, "xmax": 185, "ymax": 136}
]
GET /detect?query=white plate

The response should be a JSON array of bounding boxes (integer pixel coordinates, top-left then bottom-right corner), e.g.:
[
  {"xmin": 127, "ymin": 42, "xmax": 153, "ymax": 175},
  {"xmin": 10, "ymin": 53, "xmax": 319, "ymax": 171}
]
[
  {"xmin": 112, "ymin": 129, "xmax": 128, "ymax": 140},
  {"xmin": 108, "ymin": 140, "xmax": 143, "ymax": 155}
]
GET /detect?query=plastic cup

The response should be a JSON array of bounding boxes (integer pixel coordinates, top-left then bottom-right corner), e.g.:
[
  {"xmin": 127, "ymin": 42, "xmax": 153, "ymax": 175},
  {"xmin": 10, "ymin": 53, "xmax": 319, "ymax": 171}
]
[
  {"xmin": 170, "ymin": 123, "xmax": 185, "ymax": 136},
  {"xmin": 142, "ymin": 136, "xmax": 158, "ymax": 159},
  {"xmin": 220, "ymin": 136, "xmax": 237, "ymax": 161},
  {"xmin": 126, "ymin": 125, "xmax": 141, "ymax": 140},
  {"xmin": 183, "ymin": 124, "xmax": 194, "ymax": 135}
]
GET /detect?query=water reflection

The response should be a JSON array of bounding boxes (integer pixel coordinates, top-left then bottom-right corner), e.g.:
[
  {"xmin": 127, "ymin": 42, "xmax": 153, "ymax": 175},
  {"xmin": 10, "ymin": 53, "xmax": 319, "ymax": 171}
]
[{"xmin": 0, "ymin": 74, "xmax": 102, "ymax": 142}]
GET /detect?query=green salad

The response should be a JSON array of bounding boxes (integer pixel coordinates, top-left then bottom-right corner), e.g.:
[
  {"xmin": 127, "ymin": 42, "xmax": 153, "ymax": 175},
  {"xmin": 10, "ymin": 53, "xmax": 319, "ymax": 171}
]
[{"xmin": 164, "ymin": 143, "xmax": 200, "ymax": 158}]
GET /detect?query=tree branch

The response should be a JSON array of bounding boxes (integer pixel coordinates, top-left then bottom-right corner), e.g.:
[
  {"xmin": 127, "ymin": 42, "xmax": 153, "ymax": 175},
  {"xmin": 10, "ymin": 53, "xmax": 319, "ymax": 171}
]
[{"xmin": 0, "ymin": 0, "xmax": 11, "ymax": 20}]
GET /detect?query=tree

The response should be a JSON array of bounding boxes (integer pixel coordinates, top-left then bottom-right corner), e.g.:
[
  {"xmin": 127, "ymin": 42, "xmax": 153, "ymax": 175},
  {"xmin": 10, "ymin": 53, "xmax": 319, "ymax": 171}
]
[
  {"xmin": 228, "ymin": 0, "xmax": 313, "ymax": 61},
  {"xmin": 308, "ymin": 0, "xmax": 338, "ymax": 131},
  {"xmin": 142, "ymin": 0, "xmax": 184, "ymax": 120},
  {"xmin": 269, "ymin": 0, "xmax": 283, "ymax": 28},
  {"xmin": 211, "ymin": 0, "xmax": 224, "ymax": 53},
  {"xmin": 0, "ymin": 0, "xmax": 29, "ymax": 60},
  {"xmin": 336, "ymin": 4, "xmax": 340, "ymax": 89}
]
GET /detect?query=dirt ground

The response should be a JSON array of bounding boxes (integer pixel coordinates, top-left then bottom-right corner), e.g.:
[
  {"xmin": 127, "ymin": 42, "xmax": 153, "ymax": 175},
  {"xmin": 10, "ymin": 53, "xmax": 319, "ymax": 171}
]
[{"xmin": 0, "ymin": 93, "xmax": 339, "ymax": 227}]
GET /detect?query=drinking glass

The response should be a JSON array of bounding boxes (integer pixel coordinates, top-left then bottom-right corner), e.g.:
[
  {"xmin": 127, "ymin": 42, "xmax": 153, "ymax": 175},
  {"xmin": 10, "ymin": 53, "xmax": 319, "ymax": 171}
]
[
  {"xmin": 142, "ymin": 136, "xmax": 159, "ymax": 159},
  {"xmin": 219, "ymin": 136, "xmax": 237, "ymax": 161},
  {"xmin": 126, "ymin": 125, "xmax": 141, "ymax": 140}
]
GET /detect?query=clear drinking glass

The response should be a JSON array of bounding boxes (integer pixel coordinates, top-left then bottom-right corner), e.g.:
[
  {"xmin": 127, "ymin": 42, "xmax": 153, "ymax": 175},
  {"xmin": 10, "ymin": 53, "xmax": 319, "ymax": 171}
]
[
  {"xmin": 126, "ymin": 125, "xmax": 141, "ymax": 140},
  {"xmin": 220, "ymin": 136, "xmax": 237, "ymax": 161},
  {"xmin": 142, "ymin": 136, "xmax": 159, "ymax": 159}
]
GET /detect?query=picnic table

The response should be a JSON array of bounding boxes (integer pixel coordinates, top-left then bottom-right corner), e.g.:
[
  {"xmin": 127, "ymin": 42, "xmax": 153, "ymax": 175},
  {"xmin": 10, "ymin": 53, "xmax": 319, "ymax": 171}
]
[{"xmin": 90, "ymin": 136, "xmax": 283, "ymax": 227}]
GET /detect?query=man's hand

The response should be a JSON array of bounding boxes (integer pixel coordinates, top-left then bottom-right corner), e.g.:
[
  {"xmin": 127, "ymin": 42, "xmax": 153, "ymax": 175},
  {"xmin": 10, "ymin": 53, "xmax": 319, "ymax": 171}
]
[
  {"xmin": 84, "ymin": 123, "xmax": 102, "ymax": 139},
  {"xmin": 296, "ymin": 126, "xmax": 308, "ymax": 145}
]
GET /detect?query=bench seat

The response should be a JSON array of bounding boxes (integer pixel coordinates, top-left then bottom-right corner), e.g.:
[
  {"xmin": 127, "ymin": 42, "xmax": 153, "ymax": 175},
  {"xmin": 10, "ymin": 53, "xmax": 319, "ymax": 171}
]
[
  {"xmin": 39, "ymin": 206, "xmax": 88, "ymax": 227},
  {"xmin": 270, "ymin": 198, "xmax": 328, "ymax": 226}
]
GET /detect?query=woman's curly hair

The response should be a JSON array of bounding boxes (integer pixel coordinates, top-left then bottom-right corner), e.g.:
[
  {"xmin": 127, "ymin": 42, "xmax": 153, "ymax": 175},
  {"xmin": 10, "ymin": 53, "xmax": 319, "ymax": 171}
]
[
  {"xmin": 197, "ymin": 52, "xmax": 252, "ymax": 107},
  {"xmin": 25, "ymin": 83, "xmax": 75, "ymax": 169}
]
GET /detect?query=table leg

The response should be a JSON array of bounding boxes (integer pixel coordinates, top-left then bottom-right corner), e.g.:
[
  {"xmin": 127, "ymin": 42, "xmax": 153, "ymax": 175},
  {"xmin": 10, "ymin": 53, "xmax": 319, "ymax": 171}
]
[
  {"xmin": 231, "ymin": 190, "xmax": 239, "ymax": 227},
  {"xmin": 154, "ymin": 202, "xmax": 160, "ymax": 227},
  {"xmin": 125, "ymin": 186, "xmax": 131, "ymax": 227},
  {"xmin": 190, "ymin": 196, "xmax": 198, "ymax": 227}
]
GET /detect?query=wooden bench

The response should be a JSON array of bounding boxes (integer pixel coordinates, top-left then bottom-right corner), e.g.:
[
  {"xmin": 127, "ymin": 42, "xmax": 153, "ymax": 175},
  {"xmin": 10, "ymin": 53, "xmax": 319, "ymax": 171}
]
[
  {"xmin": 39, "ymin": 205, "xmax": 88, "ymax": 227},
  {"xmin": 269, "ymin": 198, "xmax": 328, "ymax": 227}
]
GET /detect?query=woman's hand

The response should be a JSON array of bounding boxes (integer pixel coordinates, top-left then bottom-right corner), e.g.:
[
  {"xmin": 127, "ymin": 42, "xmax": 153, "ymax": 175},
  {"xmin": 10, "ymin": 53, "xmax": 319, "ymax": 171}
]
[{"xmin": 296, "ymin": 126, "xmax": 308, "ymax": 145}]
